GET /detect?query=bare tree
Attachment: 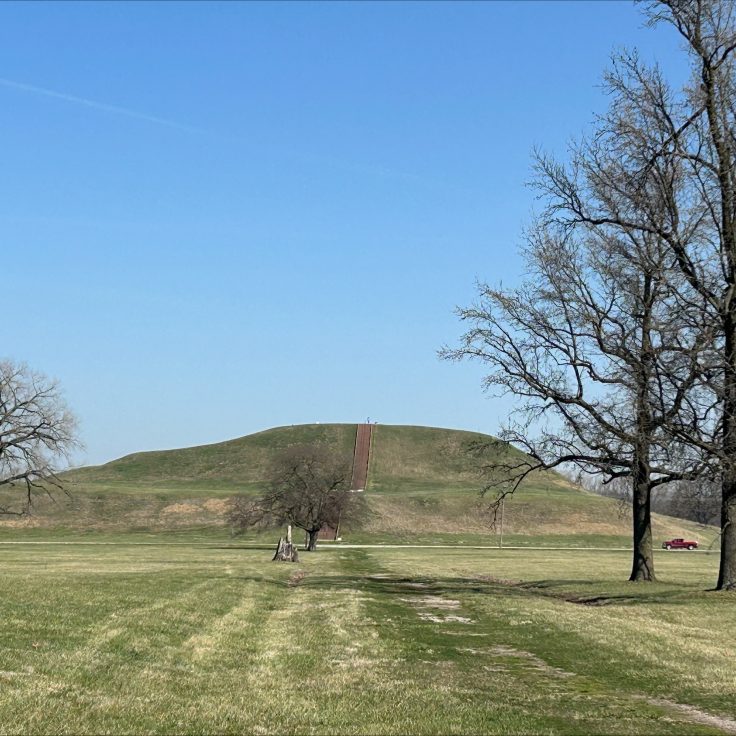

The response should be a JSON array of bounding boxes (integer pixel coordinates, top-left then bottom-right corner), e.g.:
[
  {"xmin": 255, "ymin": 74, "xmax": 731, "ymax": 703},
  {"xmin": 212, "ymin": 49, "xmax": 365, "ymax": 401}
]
[
  {"xmin": 226, "ymin": 444, "xmax": 365, "ymax": 551},
  {"xmin": 646, "ymin": 0, "xmax": 736, "ymax": 590},
  {"xmin": 657, "ymin": 478, "xmax": 721, "ymax": 526},
  {"xmin": 587, "ymin": 473, "xmax": 719, "ymax": 526},
  {"xmin": 444, "ymin": 209, "xmax": 707, "ymax": 581},
  {"xmin": 581, "ymin": 475, "xmax": 632, "ymax": 519},
  {"xmin": 0, "ymin": 360, "xmax": 79, "ymax": 514},
  {"xmin": 530, "ymin": 0, "xmax": 736, "ymax": 589}
]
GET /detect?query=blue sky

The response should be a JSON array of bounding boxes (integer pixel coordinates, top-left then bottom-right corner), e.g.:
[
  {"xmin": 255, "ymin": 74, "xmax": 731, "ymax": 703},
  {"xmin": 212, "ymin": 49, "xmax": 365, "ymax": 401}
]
[{"xmin": 1, "ymin": 1, "xmax": 687, "ymax": 465}]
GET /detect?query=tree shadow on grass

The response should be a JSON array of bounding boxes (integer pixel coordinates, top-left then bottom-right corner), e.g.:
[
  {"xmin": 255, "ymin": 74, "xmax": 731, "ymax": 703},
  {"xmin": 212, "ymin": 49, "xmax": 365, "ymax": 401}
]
[
  {"xmin": 508, "ymin": 577, "xmax": 718, "ymax": 605},
  {"xmin": 228, "ymin": 570, "xmax": 707, "ymax": 606}
]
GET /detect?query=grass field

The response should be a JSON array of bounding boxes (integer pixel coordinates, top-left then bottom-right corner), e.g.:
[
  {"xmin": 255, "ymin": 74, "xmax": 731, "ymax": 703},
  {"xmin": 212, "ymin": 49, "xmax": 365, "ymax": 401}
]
[
  {"xmin": 1, "ymin": 420, "xmax": 726, "ymax": 734},
  {"xmin": 0, "ymin": 539, "xmax": 733, "ymax": 735}
]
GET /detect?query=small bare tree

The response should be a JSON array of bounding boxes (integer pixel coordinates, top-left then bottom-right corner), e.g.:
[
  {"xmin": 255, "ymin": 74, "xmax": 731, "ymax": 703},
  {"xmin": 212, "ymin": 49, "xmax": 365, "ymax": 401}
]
[
  {"xmin": 0, "ymin": 360, "xmax": 79, "ymax": 514},
  {"xmin": 227, "ymin": 444, "xmax": 365, "ymax": 551}
]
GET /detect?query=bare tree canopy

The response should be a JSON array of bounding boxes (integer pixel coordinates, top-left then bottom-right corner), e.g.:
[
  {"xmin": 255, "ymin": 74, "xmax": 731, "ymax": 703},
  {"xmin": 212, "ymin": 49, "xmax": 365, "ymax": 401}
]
[
  {"xmin": 227, "ymin": 444, "xmax": 366, "ymax": 551},
  {"xmin": 0, "ymin": 360, "xmax": 79, "ymax": 514},
  {"xmin": 443, "ymin": 0, "xmax": 736, "ymax": 585},
  {"xmin": 444, "ymin": 214, "xmax": 707, "ymax": 581},
  {"xmin": 540, "ymin": 0, "xmax": 736, "ymax": 589},
  {"xmin": 641, "ymin": 0, "xmax": 736, "ymax": 590},
  {"xmin": 587, "ymin": 474, "xmax": 720, "ymax": 527}
]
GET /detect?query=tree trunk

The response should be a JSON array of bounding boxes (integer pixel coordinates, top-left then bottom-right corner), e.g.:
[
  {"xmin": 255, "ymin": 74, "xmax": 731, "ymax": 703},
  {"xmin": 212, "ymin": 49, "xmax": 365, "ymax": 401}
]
[
  {"xmin": 717, "ymin": 484, "xmax": 736, "ymax": 589},
  {"xmin": 630, "ymin": 470, "xmax": 656, "ymax": 582},
  {"xmin": 630, "ymin": 273, "xmax": 656, "ymax": 582},
  {"xmin": 702, "ymin": 50, "xmax": 736, "ymax": 591},
  {"xmin": 629, "ymin": 409, "xmax": 656, "ymax": 581},
  {"xmin": 718, "ymin": 315, "xmax": 736, "ymax": 589},
  {"xmin": 272, "ymin": 525, "xmax": 299, "ymax": 562},
  {"xmin": 307, "ymin": 529, "xmax": 319, "ymax": 551}
]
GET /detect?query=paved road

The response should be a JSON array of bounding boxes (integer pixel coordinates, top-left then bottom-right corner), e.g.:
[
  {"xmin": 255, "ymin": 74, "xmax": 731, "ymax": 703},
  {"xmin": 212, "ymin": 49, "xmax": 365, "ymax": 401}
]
[{"xmin": 0, "ymin": 540, "xmax": 716, "ymax": 552}]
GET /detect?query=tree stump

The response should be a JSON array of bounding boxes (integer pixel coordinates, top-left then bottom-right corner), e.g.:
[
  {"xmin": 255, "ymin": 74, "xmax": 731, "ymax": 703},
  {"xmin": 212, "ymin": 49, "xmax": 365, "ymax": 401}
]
[{"xmin": 272, "ymin": 525, "xmax": 299, "ymax": 562}]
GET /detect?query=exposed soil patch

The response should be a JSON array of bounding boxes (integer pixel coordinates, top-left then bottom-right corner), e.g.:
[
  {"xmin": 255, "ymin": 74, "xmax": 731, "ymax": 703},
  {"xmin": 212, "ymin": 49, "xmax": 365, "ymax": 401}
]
[
  {"xmin": 401, "ymin": 595, "xmax": 461, "ymax": 609},
  {"xmin": 160, "ymin": 503, "xmax": 199, "ymax": 515},
  {"xmin": 457, "ymin": 645, "xmax": 574, "ymax": 678},
  {"xmin": 486, "ymin": 645, "xmax": 575, "ymax": 678},
  {"xmin": 444, "ymin": 631, "xmax": 489, "ymax": 637},
  {"xmin": 202, "ymin": 499, "xmax": 228, "ymax": 514},
  {"xmin": 287, "ymin": 570, "xmax": 307, "ymax": 587},
  {"xmin": 640, "ymin": 697, "xmax": 736, "ymax": 735},
  {"xmin": 416, "ymin": 612, "xmax": 474, "ymax": 624},
  {"xmin": 402, "ymin": 590, "xmax": 471, "ymax": 622}
]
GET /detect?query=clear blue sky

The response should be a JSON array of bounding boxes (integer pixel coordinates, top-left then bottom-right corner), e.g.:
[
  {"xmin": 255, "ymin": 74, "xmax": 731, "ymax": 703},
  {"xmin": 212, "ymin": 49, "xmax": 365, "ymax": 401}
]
[{"xmin": 1, "ymin": 1, "xmax": 687, "ymax": 465}]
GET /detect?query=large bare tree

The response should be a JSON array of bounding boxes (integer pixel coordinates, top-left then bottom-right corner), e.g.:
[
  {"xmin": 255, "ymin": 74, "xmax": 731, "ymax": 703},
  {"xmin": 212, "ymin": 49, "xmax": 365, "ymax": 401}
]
[
  {"xmin": 227, "ymin": 444, "xmax": 365, "ymax": 550},
  {"xmin": 531, "ymin": 0, "xmax": 736, "ymax": 589},
  {"xmin": 444, "ymin": 211, "xmax": 707, "ymax": 581},
  {"xmin": 647, "ymin": 0, "xmax": 736, "ymax": 590},
  {"xmin": 0, "ymin": 360, "xmax": 79, "ymax": 514},
  {"xmin": 447, "ymin": 0, "xmax": 736, "ymax": 586}
]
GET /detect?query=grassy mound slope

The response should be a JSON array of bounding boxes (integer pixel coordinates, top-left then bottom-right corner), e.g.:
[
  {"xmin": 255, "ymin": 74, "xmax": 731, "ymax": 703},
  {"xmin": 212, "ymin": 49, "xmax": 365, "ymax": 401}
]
[
  {"xmin": 0, "ymin": 424, "xmax": 717, "ymax": 546},
  {"xmin": 67, "ymin": 423, "xmax": 358, "ymax": 490}
]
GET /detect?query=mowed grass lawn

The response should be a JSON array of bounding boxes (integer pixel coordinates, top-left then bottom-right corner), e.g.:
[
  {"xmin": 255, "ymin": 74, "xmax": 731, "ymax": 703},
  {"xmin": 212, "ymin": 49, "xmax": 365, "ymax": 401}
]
[{"xmin": 0, "ymin": 542, "xmax": 733, "ymax": 735}]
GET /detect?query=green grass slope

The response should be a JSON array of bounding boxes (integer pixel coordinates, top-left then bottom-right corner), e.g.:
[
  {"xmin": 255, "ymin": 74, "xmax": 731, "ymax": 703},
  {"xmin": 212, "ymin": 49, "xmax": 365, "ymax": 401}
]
[
  {"xmin": 68, "ymin": 423, "xmax": 357, "ymax": 490},
  {"xmin": 368, "ymin": 424, "xmax": 511, "ymax": 493},
  {"xmin": 0, "ymin": 423, "xmax": 718, "ymax": 547}
]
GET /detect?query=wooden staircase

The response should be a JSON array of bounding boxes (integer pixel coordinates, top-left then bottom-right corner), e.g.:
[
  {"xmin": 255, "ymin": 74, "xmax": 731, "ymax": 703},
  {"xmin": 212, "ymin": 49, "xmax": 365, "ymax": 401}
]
[
  {"xmin": 350, "ymin": 423, "xmax": 373, "ymax": 491},
  {"xmin": 318, "ymin": 423, "xmax": 374, "ymax": 540}
]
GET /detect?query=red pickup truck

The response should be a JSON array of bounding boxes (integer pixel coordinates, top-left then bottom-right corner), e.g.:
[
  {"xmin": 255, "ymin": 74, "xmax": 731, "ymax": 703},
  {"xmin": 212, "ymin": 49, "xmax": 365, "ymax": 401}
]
[{"xmin": 662, "ymin": 538, "xmax": 698, "ymax": 550}]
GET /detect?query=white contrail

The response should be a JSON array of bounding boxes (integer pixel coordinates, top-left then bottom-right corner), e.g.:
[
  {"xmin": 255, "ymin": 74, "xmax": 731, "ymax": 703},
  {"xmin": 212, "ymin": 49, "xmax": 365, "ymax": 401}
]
[
  {"xmin": 0, "ymin": 77, "xmax": 202, "ymax": 133},
  {"xmin": 0, "ymin": 77, "xmax": 458, "ymax": 190}
]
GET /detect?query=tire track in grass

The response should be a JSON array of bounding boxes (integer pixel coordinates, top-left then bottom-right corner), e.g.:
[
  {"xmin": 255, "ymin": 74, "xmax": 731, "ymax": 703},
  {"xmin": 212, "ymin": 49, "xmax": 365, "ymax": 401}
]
[
  {"xmin": 338, "ymin": 553, "xmax": 557, "ymax": 733},
  {"xmin": 235, "ymin": 566, "xmax": 389, "ymax": 731},
  {"xmin": 11, "ymin": 548, "xmax": 304, "ymax": 731},
  {"xmin": 0, "ymin": 573, "xmax": 233, "ymax": 734},
  {"xmin": 343, "ymin": 551, "xmax": 723, "ymax": 735},
  {"xmin": 2, "ymin": 546, "xmax": 729, "ymax": 735},
  {"xmin": 146, "ymin": 576, "xmax": 304, "ymax": 733},
  {"xmin": 24, "ymin": 576, "xmax": 221, "ymax": 707},
  {"xmin": 0, "ymin": 550, "xmax": 320, "ymax": 734},
  {"xmin": 146, "ymin": 554, "xmax": 394, "ymax": 734},
  {"xmin": 181, "ymin": 589, "xmax": 261, "ymax": 663},
  {"xmin": 464, "ymin": 575, "xmax": 736, "ymax": 732},
  {"xmin": 365, "ymin": 549, "xmax": 735, "ymax": 733},
  {"xmin": 37, "ymin": 559, "xmax": 314, "ymax": 733},
  {"xmin": 638, "ymin": 698, "xmax": 736, "ymax": 735}
]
